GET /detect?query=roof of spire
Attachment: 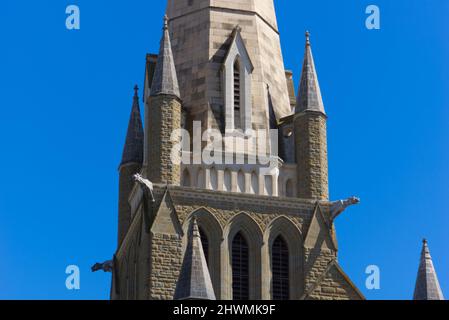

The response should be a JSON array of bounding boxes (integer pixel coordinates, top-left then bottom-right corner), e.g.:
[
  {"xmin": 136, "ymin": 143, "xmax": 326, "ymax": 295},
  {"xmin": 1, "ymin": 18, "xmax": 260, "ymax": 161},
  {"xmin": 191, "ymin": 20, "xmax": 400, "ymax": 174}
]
[
  {"xmin": 174, "ymin": 217, "xmax": 216, "ymax": 300},
  {"xmin": 413, "ymin": 239, "xmax": 445, "ymax": 300},
  {"xmin": 150, "ymin": 15, "xmax": 180, "ymax": 99},
  {"xmin": 120, "ymin": 85, "xmax": 144, "ymax": 166},
  {"xmin": 295, "ymin": 31, "xmax": 326, "ymax": 115}
]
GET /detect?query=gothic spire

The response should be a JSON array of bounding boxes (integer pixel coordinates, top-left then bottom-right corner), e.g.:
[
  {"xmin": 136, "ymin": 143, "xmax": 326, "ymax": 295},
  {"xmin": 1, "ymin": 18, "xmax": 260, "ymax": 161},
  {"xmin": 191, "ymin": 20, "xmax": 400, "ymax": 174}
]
[
  {"xmin": 150, "ymin": 15, "xmax": 180, "ymax": 99},
  {"xmin": 174, "ymin": 217, "xmax": 216, "ymax": 300},
  {"xmin": 413, "ymin": 239, "xmax": 445, "ymax": 300},
  {"xmin": 295, "ymin": 31, "xmax": 326, "ymax": 115},
  {"xmin": 120, "ymin": 85, "xmax": 144, "ymax": 166}
]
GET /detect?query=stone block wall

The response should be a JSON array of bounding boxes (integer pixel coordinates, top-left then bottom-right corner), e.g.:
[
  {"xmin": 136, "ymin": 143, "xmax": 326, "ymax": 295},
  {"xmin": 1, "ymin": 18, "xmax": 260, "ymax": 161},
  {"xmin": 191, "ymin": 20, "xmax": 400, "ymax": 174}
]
[
  {"xmin": 145, "ymin": 95, "xmax": 181, "ymax": 185},
  {"xmin": 118, "ymin": 163, "xmax": 141, "ymax": 247},
  {"xmin": 295, "ymin": 112, "xmax": 329, "ymax": 200},
  {"xmin": 115, "ymin": 188, "xmax": 362, "ymax": 301},
  {"xmin": 150, "ymin": 233, "xmax": 183, "ymax": 300}
]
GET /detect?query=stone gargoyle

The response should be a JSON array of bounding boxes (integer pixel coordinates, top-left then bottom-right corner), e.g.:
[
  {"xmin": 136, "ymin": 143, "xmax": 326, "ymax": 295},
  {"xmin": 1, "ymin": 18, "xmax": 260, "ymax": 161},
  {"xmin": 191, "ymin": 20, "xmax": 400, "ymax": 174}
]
[
  {"xmin": 134, "ymin": 173, "xmax": 155, "ymax": 203},
  {"xmin": 91, "ymin": 260, "xmax": 114, "ymax": 273},
  {"xmin": 330, "ymin": 196, "xmax": 360, "ymax": 221}
]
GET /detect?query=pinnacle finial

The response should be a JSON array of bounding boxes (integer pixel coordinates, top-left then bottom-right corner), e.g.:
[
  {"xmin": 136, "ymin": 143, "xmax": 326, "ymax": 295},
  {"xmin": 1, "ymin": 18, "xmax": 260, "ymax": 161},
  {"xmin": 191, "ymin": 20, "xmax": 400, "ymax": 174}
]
[
  {"xmin": 423, "ymin": 238, "xmax": 428, "ymax": 244},
  {"xmin": 134, "ymin": 84, "xmax": 139, "ymax": 97},
  {"xmin": 192, "ymin": 216, "xmax": 200, "ymax": 238},
  {"xmin": 163, "ymin": 15, "xmax": 169, "ymax": 30},
  {"xmin": 305, "ymin": 31, "xmax": 311, "ymax": 46}
]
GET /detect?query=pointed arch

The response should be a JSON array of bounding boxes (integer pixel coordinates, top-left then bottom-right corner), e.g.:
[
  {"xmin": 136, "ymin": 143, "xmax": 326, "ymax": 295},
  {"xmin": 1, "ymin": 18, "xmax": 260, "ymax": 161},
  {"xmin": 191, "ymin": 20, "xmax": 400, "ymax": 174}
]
[
  {"xmin": 237, "ymin": 170, "xmax": 245, "ymax": 193},
  {"xmin": 285, "ymin": 179, "xmax": 294, "ymax": 198},
  {"xmin": 231, "ymin": 232, "xmax": 249, "ymax": 300},
  {"xmin": 198, "ymin": 226, "xmax": 209, "ymax": 265},
  {"xmin": 223, "ymin": 212, "xmax": 263, "ymax": 300},
  {"xmin": 233, "ymin": 57, "xmax": 242, "ymax": 130},
  {"xmin": 250, "ymin": 171, "xmax": 258, "ymax": 194},
  {"xmin": 263, "ymin": 216, "xmax": 304, "ymax": 300},
  {"xmin": 182, "ymin": 168, "xmax": 191, "ymax": 187},
  {"xmin": 224, "ymin": 169, "xmax": 232, "ymax": 192},
  {"xmin": 223, "ymin": 27, "xmax": 254, "ymax": 132},
  {"xmin": 272, "ymin": 236, "xmax": 289, "ymax": 300},
  {"xmin": 210, "ymin": 167, "xmax": 218, "ymax": 190},
  {"xmin": 182, "ymin": 208, "xmax": 223, "ymax": 299},
  {"xmin": 264, "ymin": 175, "xmax": 273, "ymax": 196},
  {"xmin": 197, "ymin": 168, "xmax": 205, "ymax": 189}
]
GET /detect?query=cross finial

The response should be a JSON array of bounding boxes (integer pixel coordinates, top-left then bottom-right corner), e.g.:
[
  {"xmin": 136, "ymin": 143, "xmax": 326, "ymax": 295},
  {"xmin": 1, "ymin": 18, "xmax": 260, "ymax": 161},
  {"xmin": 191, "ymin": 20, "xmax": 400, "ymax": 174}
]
[
  {"xmin": 163, "ymin": 15, "xmax": 169, "ymax": 30},
  {"xmin": 305, "ymin": 31, "xmax": 311, "ymax": 46},
  {"xmin": 134, "ymin": 84, "xmax": 139, "ymax": 97}
]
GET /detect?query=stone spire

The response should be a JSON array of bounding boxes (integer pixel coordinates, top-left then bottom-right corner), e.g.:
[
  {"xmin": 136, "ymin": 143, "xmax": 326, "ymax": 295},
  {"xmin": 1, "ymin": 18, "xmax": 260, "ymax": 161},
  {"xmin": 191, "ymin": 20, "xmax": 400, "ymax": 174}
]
[
  {"xmin": 174, "ymin": 218, "xmax": 216, "ymax": 300},
  {"xmin": 150, "ymin": 15, "xmax": 180, "ymax": 99},
  {"xmin": 117, "ymin": 85, "xmax": 144, "ymax": 248},
  {"xmin": 120, "ymin": 85, "xmax": 144, "ymax": 166},
  {"xmin": 296, "ymin": 31, "xmax": 326, "ymax": 115},
  {"xmin": 294, "ymin": 31, "xmax": 329, "ymax": 200},
  {"xmin": 413, "ymin": 239, "xmax": 445, "ymax": 300}
]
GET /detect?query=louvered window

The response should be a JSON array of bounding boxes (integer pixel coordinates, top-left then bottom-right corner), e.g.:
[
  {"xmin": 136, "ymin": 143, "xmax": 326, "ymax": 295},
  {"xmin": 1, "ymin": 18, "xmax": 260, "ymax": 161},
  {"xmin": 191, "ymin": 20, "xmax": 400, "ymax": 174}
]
[
  {"xmin": 232, "ymin": 232, "xmax": 249, "ymax": 300},
  {"xmin": 272, "ymin": 236, "xmax": 289, "ymax": 300},
  {"xmin": 199, "ymin": 227, "xmax": 209, "ymax": 266},
  {"xmin": 233, "ymin": 60, "xmax": 242, "ymax": 129}
]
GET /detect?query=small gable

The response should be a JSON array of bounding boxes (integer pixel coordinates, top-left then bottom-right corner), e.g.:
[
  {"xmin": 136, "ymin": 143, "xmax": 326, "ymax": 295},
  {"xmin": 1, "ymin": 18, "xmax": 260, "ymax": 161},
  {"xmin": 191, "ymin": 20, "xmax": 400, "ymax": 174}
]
[
  {"xmin": 150, "ymin": 189, "xmax": 183, "ymax": 237},
  {"xmin": 304, "ymin": 261, "xmax": 365, "ymax": 300},
  {"xmin": 223, "ymin": 27, "xmax": 254, "ymax": 73},
  {"xmin": 304, "ymin": 204, "xmax": 337, "ymax": 251}
]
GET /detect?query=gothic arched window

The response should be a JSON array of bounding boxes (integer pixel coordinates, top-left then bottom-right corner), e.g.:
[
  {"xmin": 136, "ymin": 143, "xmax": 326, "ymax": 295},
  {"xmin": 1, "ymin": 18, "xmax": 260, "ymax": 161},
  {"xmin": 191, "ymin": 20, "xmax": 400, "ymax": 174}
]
[
  {"xmin": 272, "ymin": 236, "xmax": 289, "ymax": 300},
  {"xmin": 223, "ymin": 28, "xmax": 253, "ymax": 133},
  {"xmin": 233, "ymin": 59, "xmax": 242, "ymax": 130},
  {"xmin": 232, "ymin": 232, "xmax": 250, "ymax": 300},
  {"xmin": 198, "ymin": 226, "xmax": 209, "ymax": 266},
  {"xmin": 210, "ymin": 167, "xmax": 218, "ymax": 190},
  {"xmin": 264, "ymin": 175, "xmax": 273, "ymax": 196},
  {"xmin": 285, "ymin": 179, "xmax": 294, "ymax": 198},
  {"xmin": 197, "ymin": 169, "xmax": 205, "ymax": 188},
  {"xmin": 182, "ymin": 169, "xmax": 191, "ymax": 187},
  {"xmin": 224, "ymin": 169, "xmax": 232, "ymax": 192},
  {"xmin": 237, "ymin": 170, "xmax": 245, "ymax": 193},
  {"xmin": 250, "ymin": 172, "xmax": 258, "ymax": 194}
]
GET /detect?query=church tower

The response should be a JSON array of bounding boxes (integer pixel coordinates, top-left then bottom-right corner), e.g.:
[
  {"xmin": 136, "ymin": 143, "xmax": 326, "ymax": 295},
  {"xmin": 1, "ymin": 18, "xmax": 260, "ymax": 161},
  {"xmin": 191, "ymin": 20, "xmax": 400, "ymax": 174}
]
[
  {"xmin": 294, "ymin": 32, "xmax": 329, "ymax": 200},
  {"xmin": 110, "ymin": 0, "xmax": 363, "ymax": 301},
  {"xmin": 117, "ymin": 86, "xmax": 144, "ymax": 247},
  {"xmin": 163, "ymin": 0, "xmax": 291, "ymax": 133}
]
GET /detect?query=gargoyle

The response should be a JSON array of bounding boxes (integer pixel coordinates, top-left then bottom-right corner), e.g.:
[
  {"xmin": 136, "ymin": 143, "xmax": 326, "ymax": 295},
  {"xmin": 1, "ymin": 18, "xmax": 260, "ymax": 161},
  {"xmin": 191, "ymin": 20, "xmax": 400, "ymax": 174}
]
[
  {"xmin": 330, "ymin": 196, "xmax": 360, "ymax": 221},
  {"xmin": 134, "ymin": 174, "xmax": 155, "ymax": 202},
  {"xmin": 91, "ymin": 260, "xmax": 114, "ymax": 273}
]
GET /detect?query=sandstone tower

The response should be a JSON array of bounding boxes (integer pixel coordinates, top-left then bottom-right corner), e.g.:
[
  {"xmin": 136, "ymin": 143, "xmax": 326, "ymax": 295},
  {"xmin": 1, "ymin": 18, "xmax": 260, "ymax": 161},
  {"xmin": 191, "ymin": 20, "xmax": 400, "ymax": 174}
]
[
  {"xmin": 294, "ymin": 32, "xmax": 329, "ymax": 200},
  {"xmin": 111, "ymin": 0, "xmax": 364, "ymax": 300}
]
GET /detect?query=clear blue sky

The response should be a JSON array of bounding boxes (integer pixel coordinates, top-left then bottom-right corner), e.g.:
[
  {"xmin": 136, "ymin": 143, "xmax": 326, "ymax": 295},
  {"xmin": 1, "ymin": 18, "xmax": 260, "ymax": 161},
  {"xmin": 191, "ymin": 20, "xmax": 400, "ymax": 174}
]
[{"xmin": 0, "ymin": 0, "xmax": 448, "ymax": 300}]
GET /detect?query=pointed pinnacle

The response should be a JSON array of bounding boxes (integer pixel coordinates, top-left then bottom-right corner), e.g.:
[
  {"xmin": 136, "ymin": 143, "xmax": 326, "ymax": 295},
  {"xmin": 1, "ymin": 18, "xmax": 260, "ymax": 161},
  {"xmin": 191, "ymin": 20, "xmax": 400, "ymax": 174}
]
[
  {"xmin": 305, "ymin": 31, "xmax": 311, "ymax": 46},
  {"xmin": 192, "ymin": 216, "xmax": 200, "ymax": 238},
  {"xmin": 134, "ymin": 84, "xmax": 139, "ymax": 97},
  {"xmin": 163, "ymin": 15, "xmax": 169, "ymax": 30}
]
